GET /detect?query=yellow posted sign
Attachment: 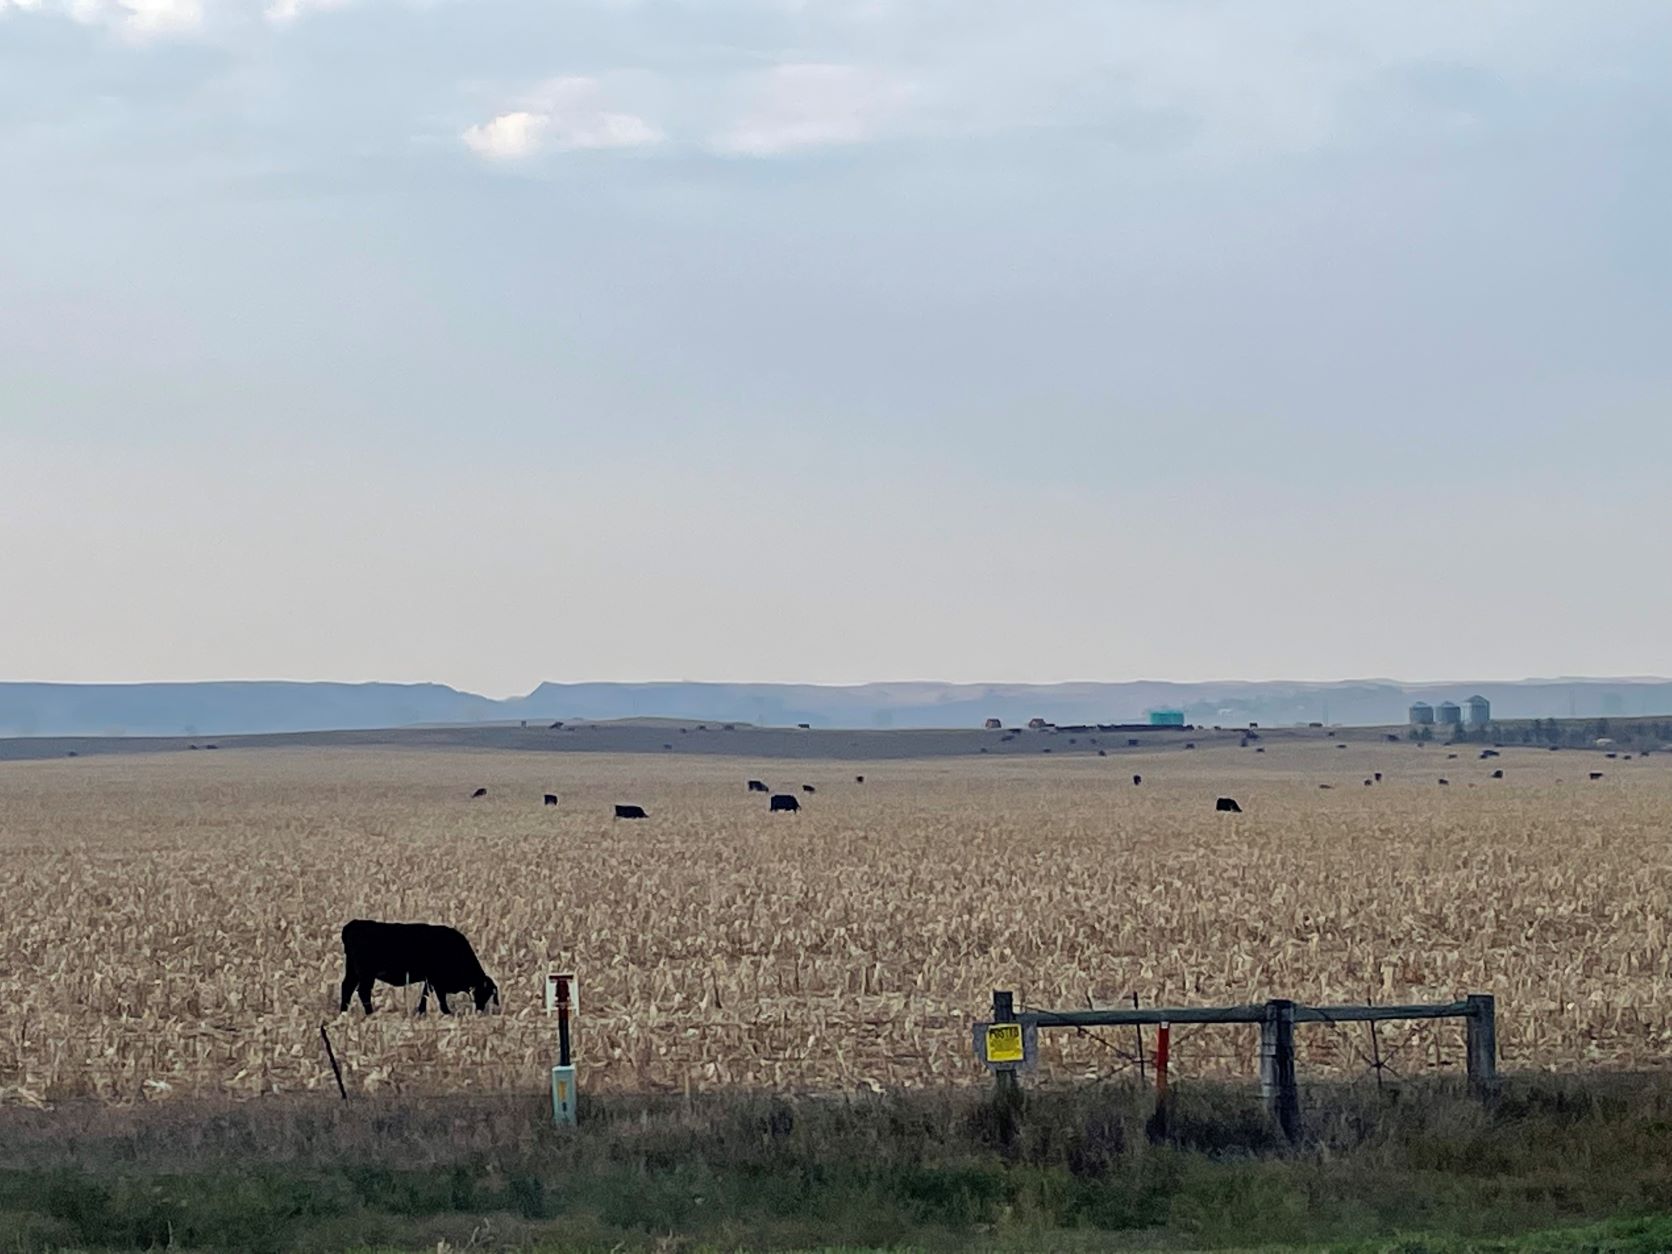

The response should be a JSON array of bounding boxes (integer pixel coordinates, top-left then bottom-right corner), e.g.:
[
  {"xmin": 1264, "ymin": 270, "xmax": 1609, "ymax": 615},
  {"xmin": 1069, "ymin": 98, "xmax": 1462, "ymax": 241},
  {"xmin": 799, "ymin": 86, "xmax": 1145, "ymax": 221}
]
[{"xmin": 985, "ymin": 1022, "xmax": 1024, "ymax": 1064}]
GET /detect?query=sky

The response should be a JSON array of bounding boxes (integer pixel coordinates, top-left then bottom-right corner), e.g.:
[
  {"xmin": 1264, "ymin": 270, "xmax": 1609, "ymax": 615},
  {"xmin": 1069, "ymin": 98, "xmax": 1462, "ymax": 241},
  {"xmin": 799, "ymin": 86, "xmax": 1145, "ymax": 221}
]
[{"xmin": 2, "ymin": 1, "xmax": 1670, "ymax": 698}]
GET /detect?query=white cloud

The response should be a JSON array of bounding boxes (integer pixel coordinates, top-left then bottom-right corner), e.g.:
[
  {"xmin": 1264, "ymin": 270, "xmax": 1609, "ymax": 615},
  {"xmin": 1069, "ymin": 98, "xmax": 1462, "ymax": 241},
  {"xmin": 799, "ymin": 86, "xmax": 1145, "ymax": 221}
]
[
  {"xmin": 264, "ymin": 0, "xmax": 347, "ymax": 25},
  {"xmin": 712, "ymin": 63, "xmax": 912, "ymax": 156},
  {"xmin": 463, "ymin": 77, "xmax": 663, "ymax": 161}
]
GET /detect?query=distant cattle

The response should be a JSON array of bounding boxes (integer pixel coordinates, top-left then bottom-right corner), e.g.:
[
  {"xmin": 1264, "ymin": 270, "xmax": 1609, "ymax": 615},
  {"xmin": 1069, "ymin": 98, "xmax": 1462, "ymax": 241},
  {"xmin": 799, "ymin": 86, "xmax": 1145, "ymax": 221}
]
[
  {"xmin": 1319, "ymin": 784, "xmax": 1333, "ymax": 789},
  {"xmin": 339, "ymin": 919, "xmax": 498, "ymax": 1016},
  {"xmin": 1097, "ymin": 750, "xmax": 1107, "ymax": 757},
  {"xmin": 1337, "ymin": 743, "xmax": 1346, "ymax": 749},
  {"xmin": 802, "ymin": 784, "xmax": 816, "ymax": 794},
  {"xmin": 470, "ymin": 788, "xmax": 487, "ymax": 798},
  {"xmin": 549, "ymin": 721, "xmax": 564, "ymax": 730},
  {"xmin": 1364, "ymin": 779, "xmax": 1373, "ymax": 786},
  {"xmin": 1385, "ymin": 734, "xmax": 1401, "ymax": 743},
  {"xmin": 1255, "ymin": 747, "xmax": 1266, "ymax": 753},
  {"xmin": 1491, "ymin": 769, "xmax": 1504, "ymax": 779},
  {"xmin": 663, "ymin": 743, "xmax": 672, "ymax": 751},
  {"xmin": 1606, "ymin": 752, "xmax": 1618, "ymax": 760},
  {"xmin": 855, "ymin": 775, "xmax": 865, "ymax": 783},
  {"xmin": 1374, "ymin": 772, "xmax": 1382, "ymax": 781},
  {"xmin": 205, "ymin": 744, "xmax": 218, "ymax": 751},
  {"xmin": 614, "ymin": 804, "xmax": 648, "ymax": 819},
  {"xmin": 770, "ymin": 794, "xmax": 801, "ymax": 813},
  {"xmin": 1216, "ymin": 797, "xmax": 1242, "ymax": 812},
  {"xmin": 1438, "ymin": 778, "xmax": 1450, "ymax": 786},
  {"xmin": 1590, "ymin": 772, "xmax": 1605, "ymax": 781},
  {"xmin": 1447, "ymin": 753, "xmax": 1457, "ymax": 760},
  {"xmin": 1184, "ymin": 742, "xmax": 1196, "ymax": 750},
  {"xmin": 797, "ymin": 723, "xmax": 811, "ymax": 730},
  {"xmin": 1132, "ymin": 774, "xmax": 1142, "ymax": 786},
  {"xmin": 543, "ymin": 794, "xmax": 558, "ymax": 806},
  {"xmin": 1480, "ymin": 750, "xmax": 1500, "ymax": 759},
  {"xmin": 747, "ymin": 780, "xmax": 769, "ymax": 793}
]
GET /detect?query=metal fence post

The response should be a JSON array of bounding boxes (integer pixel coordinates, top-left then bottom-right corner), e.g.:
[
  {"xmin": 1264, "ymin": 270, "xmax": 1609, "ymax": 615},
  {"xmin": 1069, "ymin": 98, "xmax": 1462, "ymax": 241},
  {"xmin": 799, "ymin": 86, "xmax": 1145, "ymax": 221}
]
[
  {"xmin": 1260, "ymin": 999, "xmax": 1300, "ymax": 1144},
  {"xmin": 1465, "ymin": 993, "xmax": 1498, "ymax": 1100}
]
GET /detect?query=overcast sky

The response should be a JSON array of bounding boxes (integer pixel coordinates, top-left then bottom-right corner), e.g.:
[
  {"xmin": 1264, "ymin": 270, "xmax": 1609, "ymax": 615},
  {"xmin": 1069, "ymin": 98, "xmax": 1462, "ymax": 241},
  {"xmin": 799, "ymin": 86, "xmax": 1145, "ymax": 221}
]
[{"xmin": 2, "ymin": 1, "xmax": 1669, "ymax": 697}]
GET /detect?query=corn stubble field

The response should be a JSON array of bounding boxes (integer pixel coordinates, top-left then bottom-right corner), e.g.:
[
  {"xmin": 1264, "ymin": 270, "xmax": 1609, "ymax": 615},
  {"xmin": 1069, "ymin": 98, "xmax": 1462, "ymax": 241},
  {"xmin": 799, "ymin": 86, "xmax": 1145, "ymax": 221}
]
[{"xmin": 1, "ymin": 737, "xmax": 1669, "ymax": 1106}]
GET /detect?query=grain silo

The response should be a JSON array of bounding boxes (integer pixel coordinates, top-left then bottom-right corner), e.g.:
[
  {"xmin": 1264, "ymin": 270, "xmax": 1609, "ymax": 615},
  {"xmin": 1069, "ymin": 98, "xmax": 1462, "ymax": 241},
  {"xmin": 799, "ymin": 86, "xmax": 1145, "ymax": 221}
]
[
  {"xmin": 1436, "ymin": 700, "xmax": 1462, "ymax": 727},
  {"xmin": 1147, "ymin": 709, "xmax": 1186, "ymax": 727},
  {"xmin": 1409, "ymin": 701, "xmax": 1434, "ymax": 727},
  {"xmin": 1465, "ymin": 694, "xmax": 1491, "ymax": 728}
]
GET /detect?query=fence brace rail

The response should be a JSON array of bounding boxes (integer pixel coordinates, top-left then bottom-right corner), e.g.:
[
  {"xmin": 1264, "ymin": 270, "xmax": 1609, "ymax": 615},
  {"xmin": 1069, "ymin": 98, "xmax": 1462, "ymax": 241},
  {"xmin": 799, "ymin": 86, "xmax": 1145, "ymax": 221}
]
[{"xmin": 983, "ymin": 991, "xmax": 1497, "ymax": 1142}]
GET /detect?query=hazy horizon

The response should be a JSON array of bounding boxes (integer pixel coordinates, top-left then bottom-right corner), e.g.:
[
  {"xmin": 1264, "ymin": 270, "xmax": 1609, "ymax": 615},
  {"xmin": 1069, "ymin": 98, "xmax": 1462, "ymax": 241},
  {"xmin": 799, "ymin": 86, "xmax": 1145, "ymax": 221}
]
[{"xmin": 6, "ymin": 1, "xmax": 1669, "ymax": 695}]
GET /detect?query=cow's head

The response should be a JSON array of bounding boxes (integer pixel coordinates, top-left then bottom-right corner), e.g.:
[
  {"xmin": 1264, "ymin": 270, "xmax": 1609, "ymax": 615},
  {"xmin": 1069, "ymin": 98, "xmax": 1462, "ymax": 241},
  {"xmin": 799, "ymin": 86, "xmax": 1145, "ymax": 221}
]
[{"xmin": 473, "ymin": 977, "xmax": 501, "ymax": 1013}]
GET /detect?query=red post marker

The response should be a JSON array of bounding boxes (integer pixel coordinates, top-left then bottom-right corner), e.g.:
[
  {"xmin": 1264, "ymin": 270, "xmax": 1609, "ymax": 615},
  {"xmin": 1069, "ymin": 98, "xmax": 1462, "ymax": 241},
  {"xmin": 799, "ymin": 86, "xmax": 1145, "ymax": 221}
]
[
  {"xmin": 1155, "ymin": 1021, "xmax": 1171, "ymax": 1097},
  {"xmin": 555, "ymin": 975, "xmax": 572, "ymax": 1068}
]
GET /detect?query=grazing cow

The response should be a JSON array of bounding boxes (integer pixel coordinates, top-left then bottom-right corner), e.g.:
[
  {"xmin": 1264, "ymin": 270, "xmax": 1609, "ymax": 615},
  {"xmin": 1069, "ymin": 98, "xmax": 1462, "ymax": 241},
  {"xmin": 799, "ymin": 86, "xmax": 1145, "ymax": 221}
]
[
  {"xmin": 543, "ymin": 794, "xmax": 558, "ymax": 806},
  {"xmin": 614, "ymin": 804, "xmax": 648, "ymax": 819},
  {"xmin": 1589, "ymin": 772, "xmax": 1604, "ymax": 781},
  {"xmin": 1606, "ymin": 752, "xmax": 1618, "ymax": 760},
  {"xmin": 855, "ymin": 775, "xmax": 865, "ymax": 783},
  {"xmin": 1216, "ymin": 797, "xmax": 1242, "ymax": 812},
  {"xmin": 770, "ymin": 794, "xmax": 801, "ymax": 813},
  {"xmin": 1256, "ymin": 747, "xmax": 1266, "ymax": 753},
  {"xmin": 1133, "ymin": 774, "xmax": 1142, "ymax": 786},
  {"xmin": 1097, "ymin": 750, "xmax": 1107, "ymax": 757},
  {"xmin": 1364, "ymin": 779, "xmax": 1373, "ymax": 786},
  {"xmin": 470, "ymin": 787, "xmax": 487, "ymax": 799},
  {"xmin": 339, "ymin": 919, "xmax": 499, "ymax": 1016},
  {"xmin": 1491, "ymin": 769, "xmax": 1504, "ymax": 779},
  {"xmin": 1319, "ymin": 783, "xmax": 1334, "ymax": 789},
  {"xmin": 802, "ymin": 784, "xmax": 816, "ymax": 794},
  {"xmin": 1438, "ymin": 778, "xmax": 1450, "ymax": 786},
  {"xmin": 747, "ymin": 780, "xmax": 769, "ymax": 793},
  {"xmin": 1480, "ymin": 750, "xmax": 1500, "ymax": 760},
  {"xmin": 1337, "ymin": 744, "xmax": 1347, "ymax": 749},
  {"xmin": 1374, "ymin": 772, "xmax": 1383, "ymax": 781}
]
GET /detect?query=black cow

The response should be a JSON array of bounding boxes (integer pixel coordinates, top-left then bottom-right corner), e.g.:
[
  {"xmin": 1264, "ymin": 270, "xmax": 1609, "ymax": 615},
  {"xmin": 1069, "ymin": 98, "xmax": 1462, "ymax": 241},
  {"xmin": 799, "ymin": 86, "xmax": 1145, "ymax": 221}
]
[
  {"xmin": 615, "ymin": 804, "xmax": 648, "ymax": 819},
  {"xmin": 802, "ymin": 784, "xmax": 816, "ymax": 794},
  {"xmin": 747, "ymin": 780, "xmax": 769, "ymax": 793},
  {"xmin": 1438, "ymin": 778, "xmax": 1450, "ymax": 786},
  {"xmin": 855, "ymin": 775, "xmax": 865, "ymax": 784},
  {"xmin": 470, "ymin": 787, "xmax": 487, "ymax": 798},
  {"xmin": 1133, "ymin": 774, "xmax": 1142, "ymax": 786},
  {"xmin": 1364, "ymin": 779, "xmax": 1373, "ymax": 786},
  {"xmin": 543, "ymin": 794, "xmax": 558, "ymax": 806},
  {"xmin": 1374, "ymin": 772, "xmax": 1382, "ymax": 781},
  {"xmin": 339, "ymin": 919, "xmax": 498, "ymax": 1016},
  {"xmin": 1216, "ymin": 797, "xmax": 1242, "ymax": 812},
  {"xmin": 1097, "ymin": 749, "xmax": 1107, "ymax": 757},
  {"xmin": 770, "ymin": 794, "xmax": 800, "ymax": 813},
  {"xmin": 1589, "ymin": 772, "xmax": 1604, "ymax": 781},
  {"xmin": 1491, "ymin": 769, "xmax": 1504, "ymax": 779}
]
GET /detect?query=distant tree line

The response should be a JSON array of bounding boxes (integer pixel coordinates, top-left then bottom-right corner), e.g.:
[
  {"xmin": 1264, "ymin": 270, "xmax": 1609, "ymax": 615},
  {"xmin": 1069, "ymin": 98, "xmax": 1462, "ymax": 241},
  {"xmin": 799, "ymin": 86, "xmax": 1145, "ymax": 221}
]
[{"xmin": 1413, "ymin": 717, "xmax": 1672, "ymax": 749}]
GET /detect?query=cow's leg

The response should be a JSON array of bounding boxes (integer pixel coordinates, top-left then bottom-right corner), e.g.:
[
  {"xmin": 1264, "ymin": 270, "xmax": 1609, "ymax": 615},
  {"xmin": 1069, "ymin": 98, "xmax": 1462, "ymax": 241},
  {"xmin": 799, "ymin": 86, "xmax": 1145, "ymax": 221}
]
[
  {"xmin": 436, "ymin": 989, "xmax": 452, "ymax": 1015},
  {"xmin": 416, "ymin": 982, "xmax": 429, "ymax": 1015},
  {"xmin": 339, "ymin": 970, "xmax": 357, "ymax": 1014},
  {"xmin": 356, "ymin": 976, "xmax": 375, "ymax": 1015}
]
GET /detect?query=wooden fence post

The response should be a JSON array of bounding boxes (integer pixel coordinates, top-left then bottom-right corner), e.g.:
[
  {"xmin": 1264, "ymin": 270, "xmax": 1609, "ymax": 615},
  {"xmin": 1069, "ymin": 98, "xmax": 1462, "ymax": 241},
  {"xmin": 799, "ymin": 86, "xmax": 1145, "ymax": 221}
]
[
  {"xmin": 1465, "ymin": 993, "xmax": 1498, "ymax": 1099},
  {"xmin": 993, "ymin": 990, "xmax": 1019, "ymax": 1100},
  {"xmin": 1260, "ymin": 999, "xmax": 1300, "ymax": 1144}
]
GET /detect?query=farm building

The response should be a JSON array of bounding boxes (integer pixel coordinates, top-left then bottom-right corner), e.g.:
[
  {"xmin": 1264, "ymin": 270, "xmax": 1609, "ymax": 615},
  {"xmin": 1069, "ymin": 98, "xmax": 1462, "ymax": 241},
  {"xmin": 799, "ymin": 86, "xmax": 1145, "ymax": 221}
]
[
  {"xmin": 1465, "ymin": 694, "xmax": 1491, "ymax": 727},
  {"xmin": 1437, "ymin": 701, "xmax": 1463, "ymax": 726},
  {"xmin": 1147, "ymin": 709, "xmax": 1185, "ymax": 727},
  {"xmin": 1409, "ymin": 701, "xmax": 1434, "ymax": 727}
]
